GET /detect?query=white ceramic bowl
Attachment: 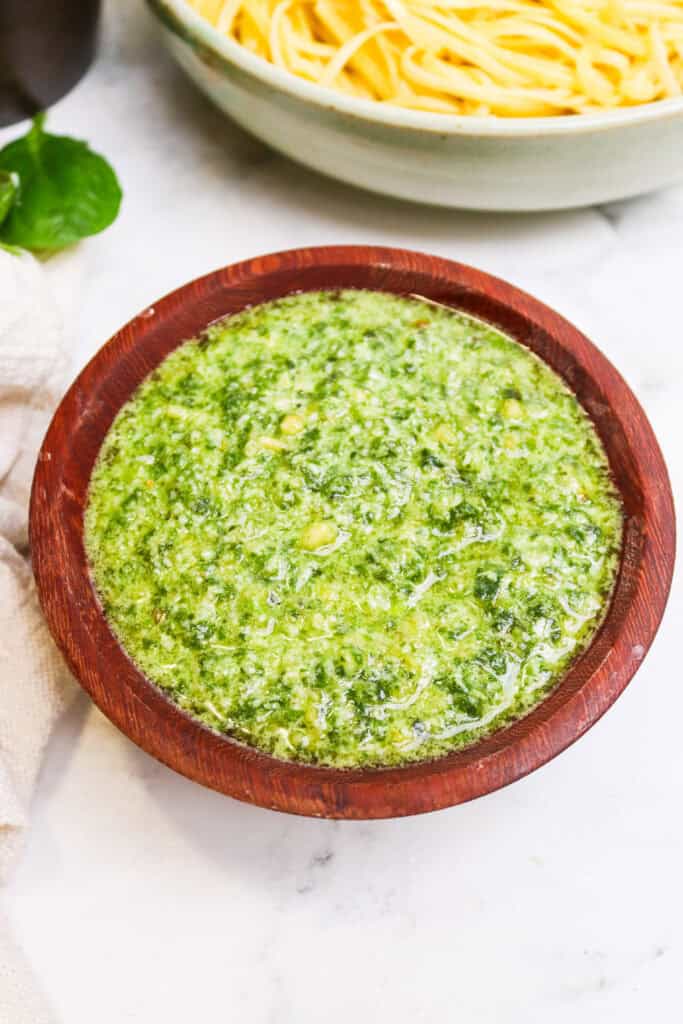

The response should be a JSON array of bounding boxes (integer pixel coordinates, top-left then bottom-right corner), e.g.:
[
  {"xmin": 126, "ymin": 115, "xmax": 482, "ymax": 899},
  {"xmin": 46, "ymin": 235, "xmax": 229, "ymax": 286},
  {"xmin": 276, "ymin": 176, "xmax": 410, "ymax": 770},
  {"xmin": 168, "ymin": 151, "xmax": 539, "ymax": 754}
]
[{"xmin": 148, "ymin": 0, "xmax": 683, "ymax": 211}]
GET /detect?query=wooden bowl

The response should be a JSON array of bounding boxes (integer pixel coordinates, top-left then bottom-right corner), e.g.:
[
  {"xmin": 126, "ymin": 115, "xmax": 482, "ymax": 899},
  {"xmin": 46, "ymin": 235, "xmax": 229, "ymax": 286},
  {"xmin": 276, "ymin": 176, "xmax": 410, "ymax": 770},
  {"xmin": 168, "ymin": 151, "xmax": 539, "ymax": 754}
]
[{"xmin": 30, "ymin": 246, "xmax": 675, "ymax": 819}]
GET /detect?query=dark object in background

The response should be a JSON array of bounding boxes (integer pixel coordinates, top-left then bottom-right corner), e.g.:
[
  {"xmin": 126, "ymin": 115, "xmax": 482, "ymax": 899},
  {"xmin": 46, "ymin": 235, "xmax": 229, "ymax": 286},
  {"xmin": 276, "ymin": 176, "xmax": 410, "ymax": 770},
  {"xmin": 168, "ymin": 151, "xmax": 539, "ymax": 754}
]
[{"xmin": 0, "ymin": 0, "xmax": 100, "ymax": 127}]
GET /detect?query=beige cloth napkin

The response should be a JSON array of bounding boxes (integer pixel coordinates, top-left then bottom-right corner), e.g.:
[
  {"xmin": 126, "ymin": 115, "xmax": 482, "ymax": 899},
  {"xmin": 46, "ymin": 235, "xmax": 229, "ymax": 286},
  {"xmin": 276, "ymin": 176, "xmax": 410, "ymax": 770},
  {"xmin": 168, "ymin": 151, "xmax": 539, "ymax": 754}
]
[{"xmin": 0, "ymin": 247, "xmax": 79, "ymax": 1022}]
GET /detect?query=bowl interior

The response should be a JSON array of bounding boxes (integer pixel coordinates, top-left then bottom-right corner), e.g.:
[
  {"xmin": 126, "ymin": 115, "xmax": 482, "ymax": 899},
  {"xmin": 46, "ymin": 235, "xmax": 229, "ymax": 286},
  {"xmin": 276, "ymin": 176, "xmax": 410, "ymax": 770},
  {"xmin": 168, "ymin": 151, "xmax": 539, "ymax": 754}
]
[
  {"xmin": 30, "ymin": 246, "xmax": 675, "ymax": 818},
  {"xmin": 152, "ymin": 0, "xmax": 683, "ymax": 137}
]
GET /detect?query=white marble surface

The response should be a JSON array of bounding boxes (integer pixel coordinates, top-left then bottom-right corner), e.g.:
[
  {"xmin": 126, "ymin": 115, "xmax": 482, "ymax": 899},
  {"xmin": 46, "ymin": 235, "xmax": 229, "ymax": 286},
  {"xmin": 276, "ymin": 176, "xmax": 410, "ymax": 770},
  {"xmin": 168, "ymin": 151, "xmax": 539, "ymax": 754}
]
[{"xmin": 2, "ymin": 2, "xmax": 682, "ymax": 1020}]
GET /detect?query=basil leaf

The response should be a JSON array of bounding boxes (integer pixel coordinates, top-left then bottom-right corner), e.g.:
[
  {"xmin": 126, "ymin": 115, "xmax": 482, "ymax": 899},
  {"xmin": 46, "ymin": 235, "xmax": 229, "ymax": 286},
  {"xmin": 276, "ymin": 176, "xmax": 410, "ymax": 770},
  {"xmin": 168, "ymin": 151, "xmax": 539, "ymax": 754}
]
[
  {"xmin": 0, "ymin": 171, "xmax": 18, "ymax": 227},
  {"xmin": 0, "ymin": 114, "xmax": 122, "ymax": 252}
]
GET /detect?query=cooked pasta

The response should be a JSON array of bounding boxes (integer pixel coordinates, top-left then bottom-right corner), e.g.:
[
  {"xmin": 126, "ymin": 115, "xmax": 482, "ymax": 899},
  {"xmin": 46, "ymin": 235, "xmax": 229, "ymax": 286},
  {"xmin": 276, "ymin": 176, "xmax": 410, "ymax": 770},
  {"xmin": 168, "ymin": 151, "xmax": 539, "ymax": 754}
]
[{"xmin": 188, "ymin": 0, "xmax": 683, "ymax": 116}]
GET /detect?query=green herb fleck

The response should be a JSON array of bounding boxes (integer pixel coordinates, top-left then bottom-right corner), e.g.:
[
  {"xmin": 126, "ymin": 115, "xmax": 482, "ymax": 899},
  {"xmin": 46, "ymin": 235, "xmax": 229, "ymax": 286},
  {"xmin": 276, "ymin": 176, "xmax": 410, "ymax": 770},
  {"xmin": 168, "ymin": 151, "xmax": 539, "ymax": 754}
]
[{"xmin": 85, "ymin": 291, "xmax": 622, "ymax": 769}]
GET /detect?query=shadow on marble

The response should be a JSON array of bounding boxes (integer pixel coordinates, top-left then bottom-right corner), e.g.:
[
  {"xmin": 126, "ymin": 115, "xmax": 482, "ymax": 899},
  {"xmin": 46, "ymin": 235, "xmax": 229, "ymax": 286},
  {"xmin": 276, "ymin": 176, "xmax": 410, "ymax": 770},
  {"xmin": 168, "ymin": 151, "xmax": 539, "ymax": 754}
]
[
  {"xmin": 33, "ymin": 689, "xmax": 91, "ymax": 813},
  {"xmin": 118, "ymin": 724, "xmax": 518, "ymax": 904}
]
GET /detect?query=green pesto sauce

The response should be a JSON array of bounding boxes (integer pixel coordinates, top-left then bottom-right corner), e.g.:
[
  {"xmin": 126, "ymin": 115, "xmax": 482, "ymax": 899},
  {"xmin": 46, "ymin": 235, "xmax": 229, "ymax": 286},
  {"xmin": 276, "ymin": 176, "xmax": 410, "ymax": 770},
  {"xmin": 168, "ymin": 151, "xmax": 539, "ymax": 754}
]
[{"xmin": 85, "ymin": 290, "xmax": 622, "ymax": 768}]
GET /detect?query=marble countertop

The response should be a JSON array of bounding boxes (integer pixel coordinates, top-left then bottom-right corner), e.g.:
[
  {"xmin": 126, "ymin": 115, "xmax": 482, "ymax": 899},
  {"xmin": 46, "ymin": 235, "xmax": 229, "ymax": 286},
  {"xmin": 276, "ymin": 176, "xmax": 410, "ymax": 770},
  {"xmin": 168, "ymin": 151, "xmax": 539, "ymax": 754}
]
[{"xmin": 3, "ymin": 1, "xmax": 682, "ymax": 1020}]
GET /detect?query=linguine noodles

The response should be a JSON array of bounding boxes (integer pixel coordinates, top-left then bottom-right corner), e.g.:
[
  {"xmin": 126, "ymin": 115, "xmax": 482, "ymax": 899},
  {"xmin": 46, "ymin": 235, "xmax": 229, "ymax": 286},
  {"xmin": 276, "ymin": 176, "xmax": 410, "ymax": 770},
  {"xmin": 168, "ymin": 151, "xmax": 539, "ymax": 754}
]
[{"xmin": 188, "ymin": 0, "xmax": 683, "ymax": 116}]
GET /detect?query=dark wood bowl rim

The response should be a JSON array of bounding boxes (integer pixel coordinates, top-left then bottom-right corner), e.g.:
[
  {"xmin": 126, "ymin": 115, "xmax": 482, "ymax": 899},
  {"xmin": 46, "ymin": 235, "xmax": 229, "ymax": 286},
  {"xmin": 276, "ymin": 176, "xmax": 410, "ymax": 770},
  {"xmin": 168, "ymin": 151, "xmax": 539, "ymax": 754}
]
[{"xmin": 29, "ymin": 246, "xmax": 676, "ymax": 819}]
